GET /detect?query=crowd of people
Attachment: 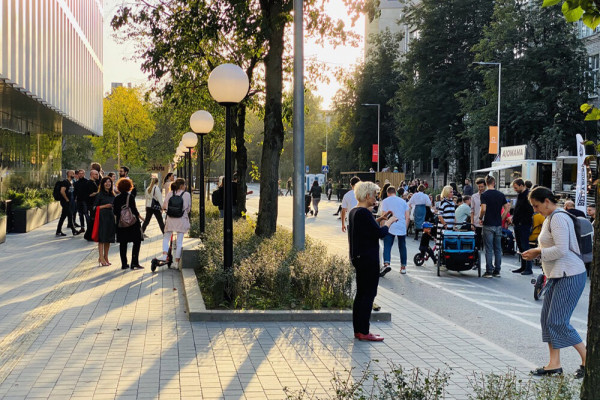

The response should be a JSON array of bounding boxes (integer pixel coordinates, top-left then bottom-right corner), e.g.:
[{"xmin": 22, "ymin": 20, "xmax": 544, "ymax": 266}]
[
  {"xmin": 54, "ymin": 164, "xmax": 190, "ymax": 270},
  {"xmin": 343, "ymin": 174, "xmax": 588, "ymax": 380}
]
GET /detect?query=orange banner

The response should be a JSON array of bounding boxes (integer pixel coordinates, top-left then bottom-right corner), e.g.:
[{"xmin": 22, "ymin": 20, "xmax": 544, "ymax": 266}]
[{"xmin": 489, "ymin": 126, "xmax": 499, "ymax": 154}]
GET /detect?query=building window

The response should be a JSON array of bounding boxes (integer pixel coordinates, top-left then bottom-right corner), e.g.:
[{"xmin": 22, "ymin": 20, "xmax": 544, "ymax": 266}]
[{"xmin": 588, "ymin": 54, "xmax": 599, "ymax": 98}]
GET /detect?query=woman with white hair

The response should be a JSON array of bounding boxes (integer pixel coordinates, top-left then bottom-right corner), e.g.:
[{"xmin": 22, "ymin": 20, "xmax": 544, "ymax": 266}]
[
  {"xmin": 436, "ymin": 185, "xmax": 456, "ymax": 248},
  {"xmin": 348, "ymin": 181, "xmax": 397, "ymax": 342}
]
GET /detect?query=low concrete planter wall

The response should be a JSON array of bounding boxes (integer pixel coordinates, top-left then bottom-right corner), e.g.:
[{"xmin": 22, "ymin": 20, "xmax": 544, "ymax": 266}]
[
  {"xmin": 0, "ymin": 215, "xmax": 6, "ymax": 244},
  {"xmin": 12, "ymin": 206, "xmax": 48, "ymax": 233},
  {"xmin": 46, "ymin": 201, "xmax": 62, "ymax": 222},
  {"xmin": 179, "ymin": 248, "xmax": 392, "ymax": 323}
]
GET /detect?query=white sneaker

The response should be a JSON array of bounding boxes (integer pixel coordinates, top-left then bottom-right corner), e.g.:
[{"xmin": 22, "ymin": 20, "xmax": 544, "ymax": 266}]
[
  {"xmin": 157, "ymin": 254, "xmax": 167, "ymax": 261},
  {"xmin": 400, "ymin": 266, "xmax": 407, "ymax": 274}
]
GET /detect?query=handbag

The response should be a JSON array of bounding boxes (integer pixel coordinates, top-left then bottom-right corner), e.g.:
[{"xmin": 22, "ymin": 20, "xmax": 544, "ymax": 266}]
[
  {"xmin": 91, "ymin": 207, "xmax": 101, "ymax": 242},
  {"xmin": 151, "ymin": 187, "xmax": 162, "ymax": 211},
  {"xmin": 118, "ymin": 193, "xmax": 137, "ymax": 228}
]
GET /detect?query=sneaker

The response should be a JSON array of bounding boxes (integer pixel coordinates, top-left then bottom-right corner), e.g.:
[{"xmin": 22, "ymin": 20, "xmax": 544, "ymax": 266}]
[
  {"xmin": 492, "ymin": 272, "xmax": 501, "ymax": 278},
  {"xmin": 482, "ymin": 272, "xmax": 493, "ymax": 278},
  {"xmin": 157, "ymin": 254, "xmax": 168, "ymax": 262},
  {"xmin": 55, "ymin": 232, "xmax": 66, "ymax": 237},
  {"xmin": 575, "ymin": 365, "xmax": 585, "ymax": 379},
  {"xmin": 400, "ymin": 266, "xmax": 407, "ymax": 274},
  {"xmin": 372, "ymin": 303, "xmax": 381, "ymax": 311},
  {"xmin": 380, "ymin": 264, "xmax": 391, "ymax": 277}
]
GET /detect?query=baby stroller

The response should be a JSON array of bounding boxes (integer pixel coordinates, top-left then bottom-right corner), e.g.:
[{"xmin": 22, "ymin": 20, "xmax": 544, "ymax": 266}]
[
  {"xmin": 304, "ymin": 194, "xmax": 313, "ymax": 216},
  {"xmin": 437, "ymin": 226, "xmax": 481, "ymax": 277},
  {"xmin": 501, "ymin": 228, "xmax": 516, "ymax": 255}
]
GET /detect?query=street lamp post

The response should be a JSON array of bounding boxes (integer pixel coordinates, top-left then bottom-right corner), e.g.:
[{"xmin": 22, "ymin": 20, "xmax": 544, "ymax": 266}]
[
  {"xmin": 473, "ymin": 62, "xmax": 501, "ymax": 145},
  {"xmin": 361, "ymin": 103, "xmax": 380, "ymax": 171},
  {"xmin": 182, "ymin": 132, "xmax": 198, "ymax": 195},
  {"xmin": 190, "ymin": 111, "xmax": 215, "ymax": 233},
  {"xmin": 208, "ymin": 64, "xmax": 249, "ymax": 272}
]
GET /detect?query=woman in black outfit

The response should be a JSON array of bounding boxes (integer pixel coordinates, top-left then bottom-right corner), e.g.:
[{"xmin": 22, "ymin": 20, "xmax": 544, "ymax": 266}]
[
  {"xmin": 348, "ymin": 181, "xmax": 397, "ymax": 341},
  {"xmin": 94, "ymin": 177, "xmax": 116, "ymax": 266},
  {"xmin": 113, "ymin": 178, "xmax": 145, "ymax": 270},
  {"xmin": 309, "ymin": 180, "xmax": 322, "ymax": 216}
]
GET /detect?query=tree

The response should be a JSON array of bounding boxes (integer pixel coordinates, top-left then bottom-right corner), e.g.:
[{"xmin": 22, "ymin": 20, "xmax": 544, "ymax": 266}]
[
  {"xmin": 393, "ymin": 0, "xmax": 494, "ymax": 183},
  {"xmin": 111, "ymin": 0, "xmax": 377, "ymax": 236},
  {"xmin": 332, "ymin": 30, "xmax": 404, "ymax": 174},
  {"xmin": 93, "ymin": 87, "xmax": 155, "ymax": 169},
  {"xmin": 62, "ymin": 135, "xmax": 94, "ymax": 170},
  {"xmin": 459, "ymin": 0, "xmax": 588, "ymax": 162}
]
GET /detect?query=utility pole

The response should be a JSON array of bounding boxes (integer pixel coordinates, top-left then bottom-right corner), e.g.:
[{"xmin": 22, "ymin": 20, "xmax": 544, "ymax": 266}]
[
  {"xmin": 117, "ymin": 131, "xmax": 121, "ymax": 168},
  {"xmin": 292, "ymin": 0, "xmax": 305, "ymax": 250}
]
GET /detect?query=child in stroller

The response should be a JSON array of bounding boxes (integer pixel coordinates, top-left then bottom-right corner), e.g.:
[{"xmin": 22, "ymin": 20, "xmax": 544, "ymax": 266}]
[
  {"xmin": 414, "ymin": 222, "xmax": 438, "ymax": 266},
  {"xmin": 501, "ymin": 211, "xmax": 516, "ymax": 255},
  {"xmin": 304, "ymin": 193, "xmax": 313, "ymax": 216}
]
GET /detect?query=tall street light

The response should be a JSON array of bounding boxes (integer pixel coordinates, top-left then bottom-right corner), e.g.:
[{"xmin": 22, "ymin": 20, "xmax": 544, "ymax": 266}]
[
  {"xmin": 208, "ymin": 64, "xmax": 249, "ymax": 272},
  {"xmin": 361, "ymin": 103, "xmax": 380, "ymax": 171},
  {"xmin": 473, "ymin": 61, "xmax": 501, "ymax": 146},
  {"xmin": 190, "ymin": 110, "xmax": 215, "ymax": 234},
  {"xmin": 178, "ymin": 143, "xmax": 188, "ymax": 181},
  {"xmin": 176, "ymin": 147, "xmax": 185, "ymax": 179},
  {"xmin": 182, "ymin": 132, "xmax": 198, "ymax": 195}
]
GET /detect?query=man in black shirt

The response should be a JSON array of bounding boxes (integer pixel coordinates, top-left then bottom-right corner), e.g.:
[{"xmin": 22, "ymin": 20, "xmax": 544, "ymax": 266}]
[
  {"xmin": 73, "ymin": 169, "xmax": 89, "ymax": 234},
  {"xmin": 463, "ymin": 179, "xmax": 473, "ymax": 196},
  {"xmin": 479, "ymin": 175, "xmax": 510, "ymax": 278},
  {"xmin": 509, "ymin": 179, "xmax": 533, "ymax": 275},
  {"xmin": 56, "ymin": 170, "xmax": 80, "ymax": 237}
]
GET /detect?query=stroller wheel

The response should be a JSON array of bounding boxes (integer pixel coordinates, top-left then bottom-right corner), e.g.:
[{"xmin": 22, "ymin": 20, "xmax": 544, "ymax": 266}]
[
  {"xmin": 413, "ymin": 253, "xmax": 425, "ymax": 267},
  {"xmin": 151, "ymin": 259, "xmax": 158, "ymax": 272}
]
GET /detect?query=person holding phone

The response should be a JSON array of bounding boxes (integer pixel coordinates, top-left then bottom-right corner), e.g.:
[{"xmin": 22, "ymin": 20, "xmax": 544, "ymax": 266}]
[{"xmin": 380, "ymin": 186, "xmax": 411, "ymax": 276}]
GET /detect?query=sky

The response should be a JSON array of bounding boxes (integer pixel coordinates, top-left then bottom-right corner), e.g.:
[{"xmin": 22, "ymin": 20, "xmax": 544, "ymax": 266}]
[{"xmin": 102, "ymin": 0, "xmax": 366, "ymax": 109}]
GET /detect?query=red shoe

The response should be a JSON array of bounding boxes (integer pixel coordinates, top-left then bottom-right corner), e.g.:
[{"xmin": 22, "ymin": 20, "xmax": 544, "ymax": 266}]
[{"xmin": 354, "ymin": 333, "xmax": 384, "ymax": 342}]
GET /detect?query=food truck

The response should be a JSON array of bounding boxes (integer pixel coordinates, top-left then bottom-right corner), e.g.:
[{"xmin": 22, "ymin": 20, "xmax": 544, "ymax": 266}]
[{"xmin": 473, "ymin": 145, "xmax": 556, "ymax": 198}]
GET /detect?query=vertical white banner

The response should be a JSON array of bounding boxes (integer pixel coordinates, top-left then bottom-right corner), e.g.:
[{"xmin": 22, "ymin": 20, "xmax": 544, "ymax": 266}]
[{"xmin": 575, "ymin": 134, "xmax": 587, "ymax": 212}]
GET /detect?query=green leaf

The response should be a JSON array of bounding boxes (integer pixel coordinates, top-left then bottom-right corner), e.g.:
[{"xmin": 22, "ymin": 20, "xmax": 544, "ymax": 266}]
[
  {"xmin": 542, "ymin": 0, "xmax": 562, "ymax": 6},
  {"xmin": 582, "ymin": 12, "xmax": 600, "ymax": 29},
  {"xmin": 584, "ymin": 107, "xmax": 600, "ymax": 121},
  {"xmin": 581, "ymin": 103, "xmax": 594, "ymax": 113},
  {"xmin": 562, "ymin": 2, "xmax": 585, "ymax": 22}
]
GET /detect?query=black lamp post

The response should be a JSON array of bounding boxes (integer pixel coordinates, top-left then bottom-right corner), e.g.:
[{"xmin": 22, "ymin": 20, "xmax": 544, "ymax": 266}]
[
  {"xmin": 208, "ymin": 64, "xmax": 249, "ymax": 272},
  {"xmin": 190, "ymin": 111, "xmax": 214, "ymax": 233}
]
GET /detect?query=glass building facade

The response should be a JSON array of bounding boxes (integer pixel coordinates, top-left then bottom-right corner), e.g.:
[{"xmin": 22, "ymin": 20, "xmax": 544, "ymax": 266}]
[{"xmin": 0, "ymin": 0, "xmax": 103, "ymax": 192}]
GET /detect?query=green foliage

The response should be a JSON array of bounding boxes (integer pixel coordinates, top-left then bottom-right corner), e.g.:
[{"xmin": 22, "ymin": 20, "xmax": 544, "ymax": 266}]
[
  {"xmin": 468, "ymin": 369, "xmax": 581, "ymax": 399},
  {"xmin": 285, "ymin": 361, "xmax": 450, "ymax": 400},
  {"xmin": 92, "ymin": 87, "xmax": 156, "ymax": 169},
  {"xmin": 543, "ymin": 0, "xmax": 600, "ymax": 29},
  {"xmin": 459, "ymin": 0, "xmax": 588, "ymax": 160},
  {"xmin": 6, "ymin": 188, "xmax": 53, "ymax": 210},
  {"xmin": 195, "ymin": 217, "xmax": 354, "ymax": 310},
  {"xmin": 332, "ymin": 30, "xmax": 404, "ymax": 174},
  {"xmin": 62, "ymin": 134, "xmax": 94, "ymax": 170}
]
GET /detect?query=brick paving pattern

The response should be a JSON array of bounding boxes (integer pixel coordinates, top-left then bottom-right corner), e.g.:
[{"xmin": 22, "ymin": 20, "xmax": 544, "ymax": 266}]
[{"xmin": 0, "ymin": 202, "xmax": 537, "ymax": 399}]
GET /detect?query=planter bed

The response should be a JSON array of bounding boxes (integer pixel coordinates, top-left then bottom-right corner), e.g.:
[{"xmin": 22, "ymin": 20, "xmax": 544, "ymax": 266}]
[{"xmin": 12, "ymin": 206, "xmax": 49, "ymax": 233}]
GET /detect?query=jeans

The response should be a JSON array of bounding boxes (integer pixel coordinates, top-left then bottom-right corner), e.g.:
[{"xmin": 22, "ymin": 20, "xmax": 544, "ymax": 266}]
[
  {"xmin": 383, "ymin": 234, "xmax": 407, "ymax": 266},
  {"xmin": 312, "ymin": 197, "xmax": 320, "ymax": 214},
  {"xmin": 56, "ymin": 202, "xmax": 76, "ymax": 234},
  {"xmin": 482, "ymin": 225, "xmax": 502, "ymax": 273},
  {"xmin": 514, "ymin": 224, "xmax": 532, "ymax": 272},
  {"xmin": 77, "ymin": 201, "xmax": 89, "ymax": 231}
]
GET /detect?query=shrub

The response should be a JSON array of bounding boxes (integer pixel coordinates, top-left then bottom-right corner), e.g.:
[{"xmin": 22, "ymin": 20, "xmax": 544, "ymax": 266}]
[
  {"xmin": 6, "ymin": 189, "xmax": 53, "ymax": 210},
  {"xmin": 195, "ymin": 217, "xmax": 354, "ymax": 310},
  {"xmin": 285, "ymin": 361, "xmax": 451, "ymax": 400}
]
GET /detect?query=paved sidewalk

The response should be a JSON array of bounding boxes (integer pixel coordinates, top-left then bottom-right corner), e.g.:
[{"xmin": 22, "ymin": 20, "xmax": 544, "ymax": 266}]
[{"xmin": 0, "ymin": 201, "xmax": 537, "ymax": 399}]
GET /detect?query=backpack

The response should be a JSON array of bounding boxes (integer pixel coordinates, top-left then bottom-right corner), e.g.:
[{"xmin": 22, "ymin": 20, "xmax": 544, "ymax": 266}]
[
  {"xmin": 549, "ymin": 210, "xmax": 593, "ymax": 263},
  {"xmin": 53, "ymin": 180, "xmax": 63, "ymax": 201},
  {"xmin": 118, "ymin": 193, "xmax": 137, "ymax": 228},
  {"xmin": 211, "ymin": 188, "xmax": 223, "ymax": 207},
  {"xmin": 167, "ymin": 192, "xmax": 185, "ymax": 218}
]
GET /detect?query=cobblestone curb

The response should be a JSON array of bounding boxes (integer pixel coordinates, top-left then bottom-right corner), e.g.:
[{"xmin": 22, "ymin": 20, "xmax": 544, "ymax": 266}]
[{"xmin": 180, "ymin": 249, "xmax": 392, "ymax": 322}]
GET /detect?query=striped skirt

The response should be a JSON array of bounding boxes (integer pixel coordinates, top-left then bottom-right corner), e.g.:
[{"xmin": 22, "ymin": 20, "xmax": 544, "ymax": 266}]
[{"xmin": 540, "ymin": 272, "xmax": 587, "ymax": 349}]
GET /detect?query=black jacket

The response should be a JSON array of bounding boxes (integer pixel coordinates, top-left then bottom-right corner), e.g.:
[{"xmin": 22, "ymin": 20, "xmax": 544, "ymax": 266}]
[
  {"xmin": 513, "ymin": 189, "xmax": 533, "ymax": 226},
  {"xmin": 74, "ymin": 178, "xmax": 89, "ymax": 202}
]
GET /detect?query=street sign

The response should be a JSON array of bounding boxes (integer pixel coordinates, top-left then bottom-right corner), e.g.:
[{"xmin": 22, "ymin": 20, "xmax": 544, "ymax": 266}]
[
  {"xmin": 321, "ymin": 165, "xmax": 329, "ymax": 173},
  {"xmin": 305, "ymin": 165, "xmax": 309, "ymax": 173}
]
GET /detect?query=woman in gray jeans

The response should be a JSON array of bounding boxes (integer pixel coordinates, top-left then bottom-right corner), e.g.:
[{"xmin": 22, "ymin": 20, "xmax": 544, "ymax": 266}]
[{"xmin": 522, "ymin": 187, "xmax": 586, "ymax": 379}]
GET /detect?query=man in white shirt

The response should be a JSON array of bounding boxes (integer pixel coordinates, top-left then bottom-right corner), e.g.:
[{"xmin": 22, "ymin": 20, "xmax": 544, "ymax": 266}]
[
  {"xmin": 341, "ymin": 176, "xmax": 360, "ymax": 232},
  {"xmin": 381, "ymin": 186, "xmax": 411, "ymax": 275},
  {"xmin": 408, "ymin": 184, "xmax": 432, "ymax": 240}
]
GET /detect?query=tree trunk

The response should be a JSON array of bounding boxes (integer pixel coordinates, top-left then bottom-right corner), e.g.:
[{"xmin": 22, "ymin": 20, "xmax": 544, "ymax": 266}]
[
  {"xmin": 234, "ymin": 104, "xmax": 248, "ymax": 217},
  {"xmin": 255, "ymin": 0, "xmax": 286, "ymax": 237},
  {"xmin": 581, "ymin": 180, "xmax": 600, "ymax": 399}
]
